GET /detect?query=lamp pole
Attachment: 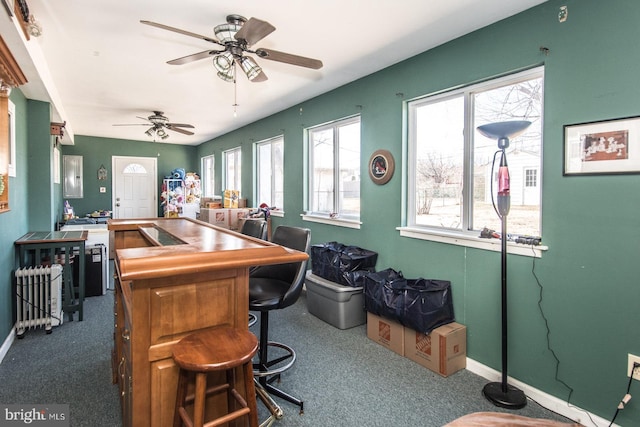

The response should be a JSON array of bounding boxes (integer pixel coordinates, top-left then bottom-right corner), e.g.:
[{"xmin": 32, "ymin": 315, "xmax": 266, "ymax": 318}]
[{"xmin": 476, "ymin": 121, "xmax": 531, "ymax": 410}]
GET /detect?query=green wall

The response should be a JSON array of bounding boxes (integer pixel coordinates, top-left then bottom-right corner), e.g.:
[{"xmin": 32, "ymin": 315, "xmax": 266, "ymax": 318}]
[
  {"xmin": 0, "ymin": 91, "xmax": 29, "ymax": 341},
  {"xmin": 61, "ymin": 136, "xmax": 198, "ymax": 217},
  {"xmin": 194, "ymin": 0, "xmax": 639, "ymax": 423},
  {"xmin": 1, "ymin": 0, "xmax": 639, "ymax": 424}
]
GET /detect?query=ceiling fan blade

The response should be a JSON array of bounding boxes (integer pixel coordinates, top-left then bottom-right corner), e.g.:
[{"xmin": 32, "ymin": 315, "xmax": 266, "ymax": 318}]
[
  {"xmin": 234, "ymin": 17, "xmax": 275, "ymax": 46},
  {"xmin": 166, "ymin": 125, "xmax": 194, "ymax": 136},
  {"xmin": 255, "ymin": 48, "xmax": 323, "ymax": 69},
  {"xmin": 140, "ymin": 20, "xmax": 223, "ymax": 46},
  {"xmin": 166, "ymin": 123, "xmax": 195, "ymax": 128},
  {"xmin": 167, "ymin": 49, "xmax": 222, "ymax": 65}
]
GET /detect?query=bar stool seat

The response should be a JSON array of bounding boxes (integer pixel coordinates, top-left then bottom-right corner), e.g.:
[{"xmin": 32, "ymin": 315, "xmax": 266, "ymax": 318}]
[{"xmin": 172, "ymin": 326, "xmax": 259, "ymax": 427}]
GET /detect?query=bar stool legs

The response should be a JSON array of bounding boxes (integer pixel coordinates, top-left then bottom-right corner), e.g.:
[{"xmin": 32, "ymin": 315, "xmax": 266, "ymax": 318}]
[{"xmin": 173, "ymin": 326, "xmax": 259, "ymax": 427}]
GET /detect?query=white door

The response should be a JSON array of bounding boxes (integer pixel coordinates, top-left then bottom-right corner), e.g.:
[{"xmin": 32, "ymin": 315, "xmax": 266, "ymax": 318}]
[{"xmin": 112, "ymin": 156, "xmax": 157, "ymax": 219}]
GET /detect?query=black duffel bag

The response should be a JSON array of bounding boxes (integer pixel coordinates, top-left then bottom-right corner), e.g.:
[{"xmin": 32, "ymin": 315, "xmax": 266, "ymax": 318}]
[
  {"xmin": 311, "ymin": 242, "xmax": 346, "ymax": 282},
  {"xmin": 363, "ymin": 268, "xmax": 405, "ymax": 317},
  {"xmin": 364, "ymin": 270, "xmax": 455, "ymax": 334},
  {"xmin": 311, "ymin": 242, "xmax": 378, "ymax": 286},
  {"xmin": 401, "ymin": 278, "xmax": 454, "ymax": 334}
]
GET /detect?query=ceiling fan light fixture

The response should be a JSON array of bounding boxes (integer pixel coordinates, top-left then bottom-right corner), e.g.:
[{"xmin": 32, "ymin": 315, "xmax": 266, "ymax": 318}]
[
  {"xmin": 145, "ymin": 128, "xmax": 154, "ymax": 137},
  {"xmin": 213, "ymin": 23, "xmax": 242, "ymax": 43},
  {"xmin": 213, "ymin": 52, "xmax": 234, "ymax": 72},
  {"xmin": 238, "ymin": 56, "xmax": 262, "ymax": 81},
  {"xmin": 217, "ymin": 66, "xmax": 235, "ymax": 82}
]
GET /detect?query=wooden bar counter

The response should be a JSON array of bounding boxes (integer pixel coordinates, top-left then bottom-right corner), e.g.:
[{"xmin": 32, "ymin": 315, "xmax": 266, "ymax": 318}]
[{"xmin": 108, "ymin": 217, "xmax": 308, "ymax": 427}]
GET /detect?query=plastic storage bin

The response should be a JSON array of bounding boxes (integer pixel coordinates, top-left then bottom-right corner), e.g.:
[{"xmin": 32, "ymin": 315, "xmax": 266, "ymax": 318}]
[{"xmin": 305, "ymin": 271, "xmax": 366, "ymax": 329}]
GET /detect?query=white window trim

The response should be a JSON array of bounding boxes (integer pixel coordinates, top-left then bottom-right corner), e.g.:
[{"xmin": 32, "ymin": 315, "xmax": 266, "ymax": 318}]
[
  {"xmin": 254, "ymin": 135, "xmax": 284, "ymax": 211},
  {"xmin": 402, "ymin": 67, "xmax": 545, "ymax": 255},
  {"xmin": 222, "ymin": 147, "xmax": 241, "ymax": 192},
  {"xmin": 397, "ymin": 226, "xmax": 547, "ymax": 258},
  {"xmin": 305, "ymin": 115, "xmax": 362, "ymax": 223},
  {"xmin": 302, "ymin": 213, "xmax": 361, "ymax": 229},
  {"xmin": 201, "ymin": 154, "xmax": 215, "ymax": 198}
]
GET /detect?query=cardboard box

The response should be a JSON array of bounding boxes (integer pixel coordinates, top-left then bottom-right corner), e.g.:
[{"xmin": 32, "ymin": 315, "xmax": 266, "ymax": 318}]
[
  {"xmin": 403, "ymin": 322, "xmax": 466, "ymax": 377},
  {"xmin": 199, "ymin": 208, "xmax": 230, "ymax": 228},
  {"xmin": 200, "ymin": 197, "xmax": 222, "ymax": 209},
  {"xmin": 228, "ymin": 209, "xmax": 251, "ymax": 230},
  {"xmin": 224, "ymin": 190, "xmax": 239, "ymax": 208},
  {"xmin": 366, "ymin": 312, "xmax": 404, "ymax": 356},
  {"xmin": 199, "ymin": 208, "xmax": 250, "ymax": 230}
]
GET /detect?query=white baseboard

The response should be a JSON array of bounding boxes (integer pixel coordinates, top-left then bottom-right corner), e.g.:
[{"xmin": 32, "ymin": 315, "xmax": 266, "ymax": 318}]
[
  {"xmin": 0, "ymin": 327, "xmax": 15, "ymax": 365},
  {"xmin": 466, "ymin": 358, "xmax": 614, "ymax": 427}
]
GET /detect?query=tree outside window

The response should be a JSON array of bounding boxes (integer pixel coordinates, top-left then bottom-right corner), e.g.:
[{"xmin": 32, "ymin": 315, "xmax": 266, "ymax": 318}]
[{"xmin": 408, "ymin": 67, "xmax": 544, "ymax": 237}]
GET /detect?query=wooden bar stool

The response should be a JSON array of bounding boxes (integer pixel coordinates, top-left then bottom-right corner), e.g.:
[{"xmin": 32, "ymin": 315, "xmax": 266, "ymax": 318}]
[{"xmin": 172, "ymin": 326, "xmax": 259, "ymax": 427}]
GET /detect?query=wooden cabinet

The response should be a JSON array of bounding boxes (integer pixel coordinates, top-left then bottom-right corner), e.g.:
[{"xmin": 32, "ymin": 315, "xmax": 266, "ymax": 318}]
[{"xmin": 109, "ymin": 218, "xmax": 307, "ymax": 427}]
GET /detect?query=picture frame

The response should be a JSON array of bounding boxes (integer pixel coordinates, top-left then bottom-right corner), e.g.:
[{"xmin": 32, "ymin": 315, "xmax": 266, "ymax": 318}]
[
  {"xmin": 563, "ymin": 116, "xmax": 640, "ymax": 175},
  {"xmin": 368, "ymin": 149, "xmax": 395, "ymax": 185}
]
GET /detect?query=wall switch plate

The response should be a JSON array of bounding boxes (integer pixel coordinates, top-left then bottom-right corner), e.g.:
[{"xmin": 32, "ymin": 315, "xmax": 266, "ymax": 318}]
[
  {"xmin": 628, "ymin": 354, "xmax": 640, "ymax": 380},
  {"xmin": 100, "ymin": 187, "xmax": 106, "ymax": 193}
]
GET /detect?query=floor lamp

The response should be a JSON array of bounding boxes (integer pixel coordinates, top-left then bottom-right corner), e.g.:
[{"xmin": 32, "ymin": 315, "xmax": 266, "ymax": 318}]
[{"xmin": 476, "ymin": 120, "xmax": 531, "ymax": 410}]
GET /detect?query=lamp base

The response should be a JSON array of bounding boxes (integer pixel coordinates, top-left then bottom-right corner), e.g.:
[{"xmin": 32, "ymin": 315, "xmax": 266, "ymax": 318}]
[{"xmin": 482, "ymin": 382, "xmax": 527, "ymax": 409}]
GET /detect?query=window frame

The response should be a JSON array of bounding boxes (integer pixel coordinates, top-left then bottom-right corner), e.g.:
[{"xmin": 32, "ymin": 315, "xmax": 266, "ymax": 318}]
[
  {"xmin": 401, "ymin": 67, "xmax": 546, "ymax": 257},
  {"xmin": 303, "ymin": 115, "xmax": 362, "ymax": 228},
  {"xmin": 200, "ymin": 154, "xmax": 215, "ymax": 198},
  {"xmin": 222, "ymin": 147, "xmax": 242, "ymax": 194},
  {"xmin": 254, "ymin": 135, "xmax": 284, "ymax": 215}
]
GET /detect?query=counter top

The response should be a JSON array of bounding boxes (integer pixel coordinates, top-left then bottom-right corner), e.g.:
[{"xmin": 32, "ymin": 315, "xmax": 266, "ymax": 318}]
[{"xmin": 108, "ymin": 217, "xmax": 308, "ymax": 281}]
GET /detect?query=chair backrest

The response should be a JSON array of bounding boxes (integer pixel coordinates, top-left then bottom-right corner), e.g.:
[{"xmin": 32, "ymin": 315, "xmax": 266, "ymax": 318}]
[
  {"xmin": 250, "ymin": 225, "xmax": 311, "ymax": 309},
  {"xmin": 240, "ymin": 219, "xmax": 268, "ymax": 240}
]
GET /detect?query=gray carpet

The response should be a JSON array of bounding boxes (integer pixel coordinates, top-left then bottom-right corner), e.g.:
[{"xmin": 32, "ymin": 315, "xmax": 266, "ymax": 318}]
[{"xmin": 0, "ymin": 289, "xmax": 575, "ymax": 426}]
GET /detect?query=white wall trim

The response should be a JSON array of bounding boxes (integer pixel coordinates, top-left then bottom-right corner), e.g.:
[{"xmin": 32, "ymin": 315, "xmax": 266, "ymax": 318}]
[
  {"xmin": 466, "ymin": 358, "xmax": 615, "ymax": 427},
  {"xmin": 0, "ymin": 327, "xmax": 15, "ymax": 365}
]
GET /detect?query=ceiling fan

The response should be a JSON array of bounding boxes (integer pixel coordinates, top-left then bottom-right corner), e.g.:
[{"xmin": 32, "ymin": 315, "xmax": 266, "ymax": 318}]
[
  {"xmin": 140, "ymin": 14, "xmax": 323, "ymax": 82},
  {"xmin": 113, "ymin": 111, "xmax": 194, "ymax": 140}
]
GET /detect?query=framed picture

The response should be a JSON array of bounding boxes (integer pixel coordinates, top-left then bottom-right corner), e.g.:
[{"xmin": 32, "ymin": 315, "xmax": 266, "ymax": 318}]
[
  {"xmin": 368, "ymin": 149, "xmax": 395, "ymax": 185},
  {"xmin": 563, "ymin": 116, "xmax": 640, "ymax": 175}
]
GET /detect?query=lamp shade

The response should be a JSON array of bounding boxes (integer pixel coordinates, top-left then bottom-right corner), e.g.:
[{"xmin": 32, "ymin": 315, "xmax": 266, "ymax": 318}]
[
  {"xmin": 238, "ymin": 56, "xmax": 262, "ymax": 81},
  {"xmin": 217, "ymin": 66, "xmax": 235, "ymax": 82},
  {"xmin": 213, "ymin": 23, "xmax": 242, "ymax": 43},
  {"xmin": 476, "ymin": 120, "xmax": 531, "ymax": 141},
  {"xmin": 213, "ymin": 52, "xmax": 234, "ymax": 73}
]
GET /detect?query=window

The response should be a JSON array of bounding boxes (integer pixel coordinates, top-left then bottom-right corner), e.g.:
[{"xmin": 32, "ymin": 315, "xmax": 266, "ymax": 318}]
[
  {"xmin": 255, "ymin": 136, "xmax": 284, "ymax": 209},
  {"xmin": 223, "ymin": 147, "xmax": 241, "ymax": 194},
  {"xmin": 201, "ymin": 155, "xmax": 215, "ymax": 197},
  {"xmin": 524, "ymin": 168, "xmax": 538, "ymax": 187},
  {"xmin": 407, "ymin": 67, "xmax": 543, "ymax": 238},
  {"xmin": 306, "ymin": 116, "xmax": 361, "ymax": 222}
]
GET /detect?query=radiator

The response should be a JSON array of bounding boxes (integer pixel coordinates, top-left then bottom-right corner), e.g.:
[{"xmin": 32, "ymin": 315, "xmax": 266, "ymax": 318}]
[{"xmin": 15, "ymin": 264, "xmax": 63, "ymax": 337}]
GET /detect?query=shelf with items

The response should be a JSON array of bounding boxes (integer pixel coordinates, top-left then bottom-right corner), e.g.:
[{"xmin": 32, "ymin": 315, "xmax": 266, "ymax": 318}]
[{"xmin": 161, "ymin": 174, "xmax": 201, "ymax": 219}]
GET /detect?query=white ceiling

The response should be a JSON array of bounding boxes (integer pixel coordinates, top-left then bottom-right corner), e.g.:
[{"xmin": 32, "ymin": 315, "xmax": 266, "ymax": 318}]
[{"xmin": 7, "ymin": 0, "xmax": 546, "ymax": 146}]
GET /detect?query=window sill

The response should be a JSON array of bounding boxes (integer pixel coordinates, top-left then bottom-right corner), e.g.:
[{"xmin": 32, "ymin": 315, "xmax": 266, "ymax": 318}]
[
  {"xmin": 301, "ymin": 214, "xmax": 361, "ymax": 229},
  {"xmin": 397, "ymin": 226, "xmax": 547, "ymax": 258},
  {"xmin": 269, "ymin": 210, "xmax": 284, "ymax": 218}
]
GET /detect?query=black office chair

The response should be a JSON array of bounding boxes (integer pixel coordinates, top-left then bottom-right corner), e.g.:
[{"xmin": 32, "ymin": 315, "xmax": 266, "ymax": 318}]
[
  {"xmin": 249, "ymin": 225, "xmax": 311, "ymax": 415},
  {"xmin": 242, "ymin": 219, "xmax": 269, "ymax": 328},
  {"xmin": 241, "ymin": 219, "xmax": 268, "ymax": 240}
]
